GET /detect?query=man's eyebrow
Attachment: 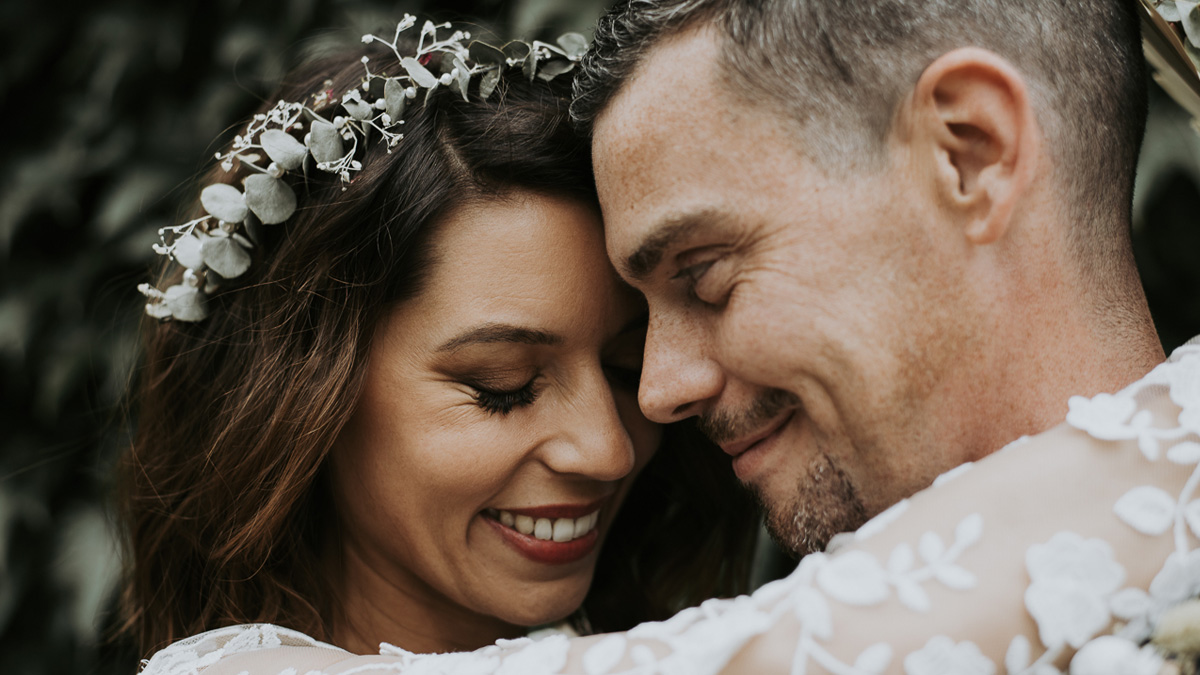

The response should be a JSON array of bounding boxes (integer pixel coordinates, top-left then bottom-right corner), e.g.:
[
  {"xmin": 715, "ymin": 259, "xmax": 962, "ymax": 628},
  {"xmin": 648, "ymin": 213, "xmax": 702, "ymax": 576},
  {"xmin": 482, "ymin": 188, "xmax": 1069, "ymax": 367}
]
[
  {"xmin": 437, "ymin": 323, "xmax": 564, "ymax": 352},
  {"xmin": 623, "ymin": 210, "xmax": 727, "ymax": 283}
]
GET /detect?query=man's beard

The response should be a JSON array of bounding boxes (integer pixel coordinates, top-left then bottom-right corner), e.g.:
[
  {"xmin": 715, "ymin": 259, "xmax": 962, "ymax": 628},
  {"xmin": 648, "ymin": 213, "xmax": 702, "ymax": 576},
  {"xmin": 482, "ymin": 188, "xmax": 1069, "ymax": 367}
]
[
  {"xmin": 756, "ymin": 452, "xmax": 867, "ymax": 557},
  {"xmin": 697, "ymin": 388, "xmax": 868, "ymax": 557}
]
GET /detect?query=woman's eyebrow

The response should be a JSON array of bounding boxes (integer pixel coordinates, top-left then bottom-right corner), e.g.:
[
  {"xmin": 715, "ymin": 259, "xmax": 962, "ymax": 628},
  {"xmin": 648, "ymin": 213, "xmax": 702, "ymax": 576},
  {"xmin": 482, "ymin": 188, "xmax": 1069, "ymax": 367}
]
[{"xmin": 436, "ymin": 322, "xmax": 564, "ymax": 352}]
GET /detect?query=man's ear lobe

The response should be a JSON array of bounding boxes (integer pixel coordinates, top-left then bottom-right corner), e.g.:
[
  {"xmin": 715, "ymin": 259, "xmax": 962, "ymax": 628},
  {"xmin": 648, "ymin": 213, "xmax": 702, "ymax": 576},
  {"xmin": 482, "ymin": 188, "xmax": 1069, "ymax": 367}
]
[{"xmin": 910, "ymin": 47, "xmax": 1037, "ymax": 245}]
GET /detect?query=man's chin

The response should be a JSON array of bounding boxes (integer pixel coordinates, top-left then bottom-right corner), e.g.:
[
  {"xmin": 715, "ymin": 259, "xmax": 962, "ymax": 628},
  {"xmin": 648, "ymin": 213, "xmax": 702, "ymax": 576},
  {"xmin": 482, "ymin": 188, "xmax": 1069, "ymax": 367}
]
[{"xmin": 754, "ymin": 451, "xmax": 868, "ymax": 557}]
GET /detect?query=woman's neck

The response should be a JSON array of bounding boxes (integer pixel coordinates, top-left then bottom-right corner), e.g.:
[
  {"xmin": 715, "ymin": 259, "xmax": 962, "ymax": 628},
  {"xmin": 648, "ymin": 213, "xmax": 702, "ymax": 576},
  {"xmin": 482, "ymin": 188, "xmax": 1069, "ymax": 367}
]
[{"xmin": 330, "ymin": 540, "xmax": 525, "ymax": 655}]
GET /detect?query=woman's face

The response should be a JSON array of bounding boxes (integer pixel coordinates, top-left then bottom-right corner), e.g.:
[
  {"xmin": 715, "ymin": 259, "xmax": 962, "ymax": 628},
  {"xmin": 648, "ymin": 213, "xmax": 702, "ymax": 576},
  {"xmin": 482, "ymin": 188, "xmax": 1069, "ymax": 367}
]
[{"xmin": 331, "ymin": 191, "xmax": 658, "ymax": 646}]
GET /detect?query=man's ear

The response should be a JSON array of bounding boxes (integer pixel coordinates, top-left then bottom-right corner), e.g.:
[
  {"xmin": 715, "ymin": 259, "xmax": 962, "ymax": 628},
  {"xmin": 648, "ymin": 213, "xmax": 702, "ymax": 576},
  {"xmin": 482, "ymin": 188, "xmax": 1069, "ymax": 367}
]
[{"xmin": 906, "ymin": 47, "xmax": 1039, "ymax": 245}]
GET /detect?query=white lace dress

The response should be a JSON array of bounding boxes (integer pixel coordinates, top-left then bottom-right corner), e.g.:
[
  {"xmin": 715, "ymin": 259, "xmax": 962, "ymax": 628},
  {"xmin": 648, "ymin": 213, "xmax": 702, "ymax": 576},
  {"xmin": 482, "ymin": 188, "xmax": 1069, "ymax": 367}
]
[{"xmin": 140, "ymin": 338, "xmax": 1200, "ymax": 675}]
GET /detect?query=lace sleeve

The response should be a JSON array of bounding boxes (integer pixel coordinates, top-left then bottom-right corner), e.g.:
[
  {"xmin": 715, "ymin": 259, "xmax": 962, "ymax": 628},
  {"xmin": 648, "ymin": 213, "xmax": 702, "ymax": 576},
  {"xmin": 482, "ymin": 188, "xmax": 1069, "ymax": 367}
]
[{"xmin": 160, "ymin": 341, "xmax": 1200, "ymax": 675}]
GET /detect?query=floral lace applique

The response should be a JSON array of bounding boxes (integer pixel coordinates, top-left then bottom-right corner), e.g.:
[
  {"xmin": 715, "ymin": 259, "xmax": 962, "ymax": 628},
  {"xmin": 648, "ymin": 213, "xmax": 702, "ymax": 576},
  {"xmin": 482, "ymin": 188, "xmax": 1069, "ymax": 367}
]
[
  {"xmin": 139, "ymin": 339, "xmax": 1200, "ymax": 675},
  {"xmin": 139, "ymin": 624, "xmax": 336, "ymax": 675},
  {"xmin": 1057, "ymin": 341, "xmax": 1200, "ymax": 674}
]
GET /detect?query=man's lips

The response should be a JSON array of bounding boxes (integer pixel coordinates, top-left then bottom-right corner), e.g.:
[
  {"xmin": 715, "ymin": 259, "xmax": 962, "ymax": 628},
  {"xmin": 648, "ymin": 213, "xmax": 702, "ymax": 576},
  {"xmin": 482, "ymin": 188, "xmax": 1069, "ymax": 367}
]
[{"xmin": 718, "ymin": 410, "xmax": 796, "ymax": 458}]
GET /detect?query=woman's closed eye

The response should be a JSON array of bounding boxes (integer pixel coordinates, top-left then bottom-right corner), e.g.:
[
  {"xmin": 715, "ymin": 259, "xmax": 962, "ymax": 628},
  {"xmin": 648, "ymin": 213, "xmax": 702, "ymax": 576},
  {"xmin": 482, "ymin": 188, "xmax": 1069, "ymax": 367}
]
[{"xmin": 467, "ymin": 376, "xmax": 543, "ymax": 415}]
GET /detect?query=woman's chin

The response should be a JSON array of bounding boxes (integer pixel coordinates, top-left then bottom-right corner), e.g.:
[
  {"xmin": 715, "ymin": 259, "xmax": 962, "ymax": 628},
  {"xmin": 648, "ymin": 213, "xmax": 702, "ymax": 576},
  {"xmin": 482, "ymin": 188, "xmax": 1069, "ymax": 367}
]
[{"xmin": 492, "ymin": 581, "xmax": 590, "ymax": 629}]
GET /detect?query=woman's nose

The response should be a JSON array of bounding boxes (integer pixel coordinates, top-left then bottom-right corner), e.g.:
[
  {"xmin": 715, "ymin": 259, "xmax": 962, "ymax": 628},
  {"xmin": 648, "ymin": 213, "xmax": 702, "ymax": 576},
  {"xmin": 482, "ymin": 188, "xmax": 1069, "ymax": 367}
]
[{"xmin": 537, "ymin": 368, "xmax": 635, "ymax": 482}]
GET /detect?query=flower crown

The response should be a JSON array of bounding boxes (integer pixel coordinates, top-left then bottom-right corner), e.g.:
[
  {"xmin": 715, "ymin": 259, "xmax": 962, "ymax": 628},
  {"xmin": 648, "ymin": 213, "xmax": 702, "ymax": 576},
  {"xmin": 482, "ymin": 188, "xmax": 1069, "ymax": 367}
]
[{"xmin": 139, "ymin": 16, "xmax": 587, "ymax": 322}]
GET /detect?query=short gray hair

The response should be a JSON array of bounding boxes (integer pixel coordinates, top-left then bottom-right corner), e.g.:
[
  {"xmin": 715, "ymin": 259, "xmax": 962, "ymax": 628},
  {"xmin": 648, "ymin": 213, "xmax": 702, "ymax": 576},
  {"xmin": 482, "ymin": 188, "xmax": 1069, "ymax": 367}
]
[{"xmin": 573, "ymin": 0, "xmax": 1147, "ymax": 262}]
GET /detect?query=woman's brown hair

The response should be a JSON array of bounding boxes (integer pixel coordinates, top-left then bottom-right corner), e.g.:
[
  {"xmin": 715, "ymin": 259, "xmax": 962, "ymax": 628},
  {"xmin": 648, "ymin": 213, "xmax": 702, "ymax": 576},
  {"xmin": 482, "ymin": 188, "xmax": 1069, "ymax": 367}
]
[{"xmin": 117, "ymin": 32, "xmax": 758, "ymax": 658}]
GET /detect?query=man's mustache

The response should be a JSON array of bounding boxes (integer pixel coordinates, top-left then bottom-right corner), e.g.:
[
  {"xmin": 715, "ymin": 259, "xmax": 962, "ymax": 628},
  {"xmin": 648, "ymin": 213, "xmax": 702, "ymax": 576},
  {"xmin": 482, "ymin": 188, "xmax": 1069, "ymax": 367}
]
[{"xmin": 696, "ymin": 388, "xmax": 801, "ymax": 445}]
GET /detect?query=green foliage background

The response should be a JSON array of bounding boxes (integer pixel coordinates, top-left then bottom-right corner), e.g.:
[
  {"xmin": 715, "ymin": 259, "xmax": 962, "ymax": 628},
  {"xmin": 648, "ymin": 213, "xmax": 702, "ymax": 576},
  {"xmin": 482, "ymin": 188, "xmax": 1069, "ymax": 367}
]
[{"xmin": 0, "ymin": 1, "xmax": 1197, "ymax": 674}]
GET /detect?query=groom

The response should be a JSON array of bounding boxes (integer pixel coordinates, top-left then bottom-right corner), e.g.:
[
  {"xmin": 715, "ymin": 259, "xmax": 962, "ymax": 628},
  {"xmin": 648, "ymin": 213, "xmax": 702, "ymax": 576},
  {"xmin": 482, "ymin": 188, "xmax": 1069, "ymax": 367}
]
[{"xmin": 572, "ymin": 0, "xmax": 1165, "ymax": 556}]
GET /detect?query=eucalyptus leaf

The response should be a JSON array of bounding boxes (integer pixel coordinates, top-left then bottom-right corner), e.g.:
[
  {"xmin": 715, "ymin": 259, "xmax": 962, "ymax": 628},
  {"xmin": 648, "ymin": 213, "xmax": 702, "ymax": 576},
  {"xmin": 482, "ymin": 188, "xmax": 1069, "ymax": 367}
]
[
  {"xmin": 1161, "ymin": 0, "xmax": 1183, "ymax": 22},
  {"xmin": 200, "ymin": 235, "xmax": 252, "ymax": 278},
  {"xmin": 164, "ymin": 284, "xmax": 208, "ymax": 322},
  {"xmin": 172, "ymin": 233, "xmax": 206, "ymax": 270},
  {"xmin": 451, "ymin": 56, "xmax": 470, "ymax": 101},
  {"xmin": 1180, "ymin": 0, "xmax": 1200, "ymax": 48},
  {"xmin": 479, "ymin": 68, "xmax": 501, "ymax": 100},
  {"xmin": 469, "ymin": 41, "xmax": 507, "ymax": 66},
  {"xmin": 259, "ymin": 129, "xmax": 308, "ymax": 171},
  {"xmin": 556, "ymin": 32, "xmax": 588, "ymax": 59},
  {"xmin": 145, "ymin": 300, "xmax": 172, "ymax": 320},
  {"xmin": 243, "ymin": 173, "xmax": 297, "ymax": 224},
  {"xmin": 307, "ymin": 120, "xmax": 343, "ymax": 164},
  {"xmin": 199, "ymin": 183, "xmax": 248, "ymax": 223},
  {"xmin": 536, "ymin": 59, "xmax": 574, "ymax": 82},
  {"xmin": 401, "ymin": 57, "xmax": 439, "ymax": 88},
  {"xmin": 243, "ymin": 213, "xmax": 264, "ymax": 247},
  {"xmin": 342, "ymin": 97, "xmax": 373, "ymax": 121},
  {"xmin": 384, "ymin": 78, "xmax": 407, "ymax": 122},
  {"xmin": 523, "ymin": 49, "xmax": 538, "ymax": 81},
  {"xmin": 503, "ymin": 41, "xmax": 531, "ymax": 62}
]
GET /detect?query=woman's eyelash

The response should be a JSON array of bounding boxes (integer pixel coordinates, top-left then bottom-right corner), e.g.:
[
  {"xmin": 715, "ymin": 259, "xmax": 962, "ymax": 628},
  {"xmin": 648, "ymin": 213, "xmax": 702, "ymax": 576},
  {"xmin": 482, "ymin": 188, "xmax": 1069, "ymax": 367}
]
[{"xmin": 470, "ymin": 378, "xmax": 541, "ymax": 415}]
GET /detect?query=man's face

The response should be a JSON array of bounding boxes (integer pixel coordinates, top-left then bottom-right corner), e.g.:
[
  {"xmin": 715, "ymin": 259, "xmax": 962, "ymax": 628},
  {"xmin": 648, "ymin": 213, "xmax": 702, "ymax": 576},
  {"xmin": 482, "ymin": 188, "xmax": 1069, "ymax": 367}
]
[{"xmin": 592, "ymin": 27, "xmax": 983, "ymax": 555}]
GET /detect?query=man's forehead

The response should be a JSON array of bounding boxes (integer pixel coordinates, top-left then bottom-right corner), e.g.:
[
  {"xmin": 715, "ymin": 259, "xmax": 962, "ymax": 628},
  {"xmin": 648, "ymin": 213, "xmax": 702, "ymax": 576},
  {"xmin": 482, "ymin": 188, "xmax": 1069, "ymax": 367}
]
[
  {"xmin": 591, "ymin": 26, "xmax": 728, "ymax": 267},
  {"xmin": 593, "ymin": 25, "xmax": 723, "ymax": 162}
]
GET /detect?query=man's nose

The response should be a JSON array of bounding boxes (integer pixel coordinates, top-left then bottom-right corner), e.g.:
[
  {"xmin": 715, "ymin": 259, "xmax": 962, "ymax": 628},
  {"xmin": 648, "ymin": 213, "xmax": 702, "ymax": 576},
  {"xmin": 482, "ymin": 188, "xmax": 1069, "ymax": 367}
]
[{"xmin": 638, "ymin": 312, "xmax": 723, "ymax": 424}]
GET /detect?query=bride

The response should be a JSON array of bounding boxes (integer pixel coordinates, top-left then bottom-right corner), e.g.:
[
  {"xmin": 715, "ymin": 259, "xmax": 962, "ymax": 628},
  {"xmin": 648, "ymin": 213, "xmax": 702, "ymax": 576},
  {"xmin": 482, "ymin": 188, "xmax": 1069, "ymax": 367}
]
[{"xmin": 119, "ymin": 16, "xmax": 757, "ymax": 664}]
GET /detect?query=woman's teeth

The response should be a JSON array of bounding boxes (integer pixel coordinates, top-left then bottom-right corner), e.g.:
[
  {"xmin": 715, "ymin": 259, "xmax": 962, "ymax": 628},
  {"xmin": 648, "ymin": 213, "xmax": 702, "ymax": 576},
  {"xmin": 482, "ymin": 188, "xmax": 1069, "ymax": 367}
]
[{"xmin": 493, "ymin": 509, "xmax": 599, "ymax": 542}]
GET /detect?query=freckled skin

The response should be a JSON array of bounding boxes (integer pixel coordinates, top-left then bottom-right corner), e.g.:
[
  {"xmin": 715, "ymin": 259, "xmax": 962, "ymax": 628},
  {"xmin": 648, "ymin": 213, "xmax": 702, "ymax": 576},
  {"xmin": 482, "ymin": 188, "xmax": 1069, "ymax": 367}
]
[
  {"xmin": 329, "ymin": 192, "xmax": 659, "ymax": 654},
  {"xmin": 592, "ymin": 27, "xmax": 1161, "ymax": 555}
]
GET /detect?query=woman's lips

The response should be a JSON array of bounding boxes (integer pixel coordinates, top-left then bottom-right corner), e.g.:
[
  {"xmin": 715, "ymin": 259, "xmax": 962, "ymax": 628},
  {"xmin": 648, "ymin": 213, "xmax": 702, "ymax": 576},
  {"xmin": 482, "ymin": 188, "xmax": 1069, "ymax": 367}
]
[{"xmin": 483, "ymin": 508, "xmax": 601, "ymax": 565}]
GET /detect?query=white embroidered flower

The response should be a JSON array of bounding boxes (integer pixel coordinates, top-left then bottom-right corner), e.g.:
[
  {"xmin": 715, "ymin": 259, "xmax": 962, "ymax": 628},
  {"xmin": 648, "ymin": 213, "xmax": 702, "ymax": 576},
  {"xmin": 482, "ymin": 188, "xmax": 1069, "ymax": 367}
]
[
  {"xmin": 1024, "ymin": 532, "xmax": 1126, "ymax": 649},
  {"xmin": 902, "ymin": 636, "xmax": 995, "ymax": 675},
  {"xmin": 1068, "ymin": 636, "xmax": 1162, "ymax": 675},
  {"xmin": 816, "ymin": 550, "xmax": 890, "ymax": 605},
  {"xmin": 1113, "ymin": 549, "xmax": 1200, "ymax": 642},
  {"xmin": 1168, "ymin": 354, "xmax": 1200, "ymax": 410},
  {"xmin": 1065, "ymin": 393, "xmax": 1138, "ymax": 440},
  {"xmin": 1113, "ymin": 485, "xmax": 1177, "ymax": 535}
]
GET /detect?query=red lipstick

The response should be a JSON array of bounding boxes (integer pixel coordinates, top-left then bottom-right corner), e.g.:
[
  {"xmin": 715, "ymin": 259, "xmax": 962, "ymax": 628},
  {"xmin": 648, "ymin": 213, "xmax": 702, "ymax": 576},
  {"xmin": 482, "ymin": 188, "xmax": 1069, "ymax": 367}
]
[{"xmin": 485, "ymin": 518, "xmax": 599, "ymax": 565}]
